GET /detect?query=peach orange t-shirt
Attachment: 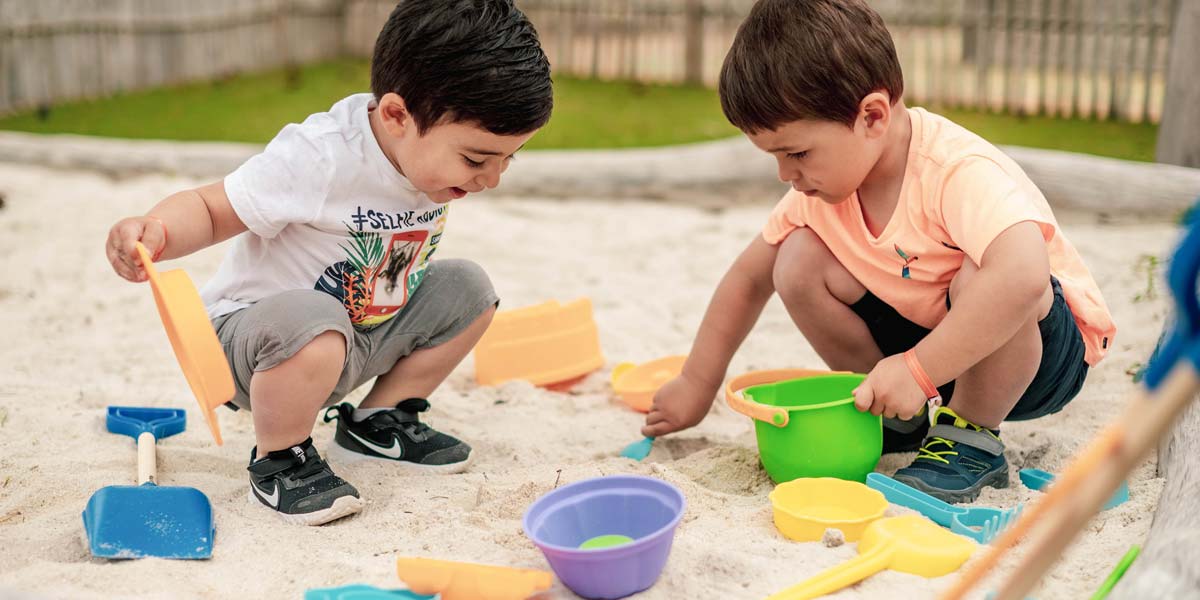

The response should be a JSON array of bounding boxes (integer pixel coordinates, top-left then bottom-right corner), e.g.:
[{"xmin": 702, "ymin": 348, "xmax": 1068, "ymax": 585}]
[{"xmin": 762, "ymin": 107, "xmax": 1115, "ymax": 366}]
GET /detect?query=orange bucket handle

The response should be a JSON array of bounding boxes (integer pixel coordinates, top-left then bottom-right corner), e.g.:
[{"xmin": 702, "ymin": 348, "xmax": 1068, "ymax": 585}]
[{"xmin": 724, "ymin": 369, "xmax": 846, "ymax": 428}]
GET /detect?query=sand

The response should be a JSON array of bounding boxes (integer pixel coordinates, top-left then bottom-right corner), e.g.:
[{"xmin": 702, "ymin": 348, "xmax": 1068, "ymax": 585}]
[{"xmin": 0, "ymin": 161, "xmax": 1176, "ymax": 599}]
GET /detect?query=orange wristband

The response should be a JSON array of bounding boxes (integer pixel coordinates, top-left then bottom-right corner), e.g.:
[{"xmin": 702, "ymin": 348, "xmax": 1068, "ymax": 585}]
[
  {"xmin": 145, "ymin": 216, "xmax": 168, "ymax": 260},
  {"xmin": 903, "ymin": 348, "xmax": 942, "ymax": 407}
]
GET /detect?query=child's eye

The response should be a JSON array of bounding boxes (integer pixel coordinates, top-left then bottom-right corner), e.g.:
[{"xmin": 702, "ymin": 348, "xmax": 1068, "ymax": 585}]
[
  {"xmin": 787, "ymin": 151, "xmax": 808, "ymax": 160},
  {"xmin": 463, "ymin": 156, "xmax": 484, "ymax": 168}
]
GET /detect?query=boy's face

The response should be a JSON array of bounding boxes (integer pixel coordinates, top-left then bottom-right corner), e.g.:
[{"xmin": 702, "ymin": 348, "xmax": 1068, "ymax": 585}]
[
  {"xmin": 373, "ymin": 93, "xmax": 537, "ymax": 203},
  {"xmin": 745, "ymin": 93, "xmax": 892, "ymax": 203}
]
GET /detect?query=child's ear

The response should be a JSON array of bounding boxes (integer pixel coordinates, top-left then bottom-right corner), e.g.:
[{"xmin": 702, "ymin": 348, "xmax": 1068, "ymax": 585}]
[
  {"xmin": 377, "ymin": 93, "xmax": 413, "ymax": 136},
  {"xmin": 858, "ymin": 91, "xmax": 892, "ymax": 139}
]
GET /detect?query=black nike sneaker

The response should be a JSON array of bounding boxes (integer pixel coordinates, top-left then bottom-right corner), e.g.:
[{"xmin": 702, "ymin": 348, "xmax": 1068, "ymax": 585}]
[
  {"xmin": 247, "ymin": 438, "xmax": 364, "ymax": 526},
  {"xmin": 323, "ymin": 399, "xmax": 472, "ymax": 473}
]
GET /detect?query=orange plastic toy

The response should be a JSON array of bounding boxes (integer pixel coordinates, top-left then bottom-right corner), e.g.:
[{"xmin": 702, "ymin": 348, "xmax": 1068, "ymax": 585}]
[
  {"xmin": 473, "ymin": 298, "xmax": 605, "ymax": 387},
  {"xmin": 135, "ymin": 242, "xmax": 234, "ymax": 445},
  {"xmin": 611, "ymin": 355, "xmax": 686, "ymax": 412},
  {"xmin": 395, "ymin": 557, "xmax": 554, "ymax": 600}
]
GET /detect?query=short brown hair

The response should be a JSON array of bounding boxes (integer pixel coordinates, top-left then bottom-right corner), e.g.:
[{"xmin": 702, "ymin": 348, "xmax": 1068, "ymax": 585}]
[{"xmin": 719, "ymin": 0, "xmax": 904, "ymax": 132}]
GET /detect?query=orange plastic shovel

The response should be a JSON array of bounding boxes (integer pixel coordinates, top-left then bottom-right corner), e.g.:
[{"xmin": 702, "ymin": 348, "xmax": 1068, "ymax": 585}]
[
  {"xmin": 395, "ymin": 557, "xmax": 553, "ymax": 600},
  {"xmin": 134, "ymin": 242, "xmax": 233, "ymax": 445}
]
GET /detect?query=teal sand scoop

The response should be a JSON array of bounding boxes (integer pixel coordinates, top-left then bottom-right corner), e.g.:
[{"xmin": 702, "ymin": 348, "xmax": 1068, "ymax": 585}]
[
  {"xmin": 82, "ymin": 406, "xmax": 214, "ymax": 559},
  {"xmin": 620, "ymin": 436, "xmax": 655, "ymax": 461}
]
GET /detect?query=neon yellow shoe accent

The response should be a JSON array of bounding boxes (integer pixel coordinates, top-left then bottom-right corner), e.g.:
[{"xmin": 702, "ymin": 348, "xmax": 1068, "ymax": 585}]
[{"xmin": 915, "ymin": 407, "xmax": 1001, "ymax": 465}]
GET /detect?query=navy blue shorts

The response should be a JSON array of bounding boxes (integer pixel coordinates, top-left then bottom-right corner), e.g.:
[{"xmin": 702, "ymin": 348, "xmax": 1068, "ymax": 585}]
[{"xmin": 849, "ymin": 277, "xmax": 1088, "ymax": 421}]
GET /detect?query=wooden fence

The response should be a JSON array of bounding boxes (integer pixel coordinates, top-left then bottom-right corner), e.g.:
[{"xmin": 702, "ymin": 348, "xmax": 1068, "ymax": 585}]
[
  {"xmin": 0, "ymin": 0, "xmax": 347, "ymax": 116},
  {"xmin": 509, "ymin": 0, "xmax": 1178, "ymax": 123},
  {"xmin": 0, "ymin": 0, "xmax": 1180, "ymax": 123}
]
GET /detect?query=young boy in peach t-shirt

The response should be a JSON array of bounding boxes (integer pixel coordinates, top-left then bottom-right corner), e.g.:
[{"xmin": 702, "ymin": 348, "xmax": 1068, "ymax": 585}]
[{"xmin": 643, "ymin": 0, "xmax": 1115, "ymax": 503}]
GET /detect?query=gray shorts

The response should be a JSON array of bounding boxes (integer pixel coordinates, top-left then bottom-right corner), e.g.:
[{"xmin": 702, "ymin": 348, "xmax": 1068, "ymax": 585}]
[{"xmin": 211, "ymin": 258, "xmax": 498, "ymax": 411}]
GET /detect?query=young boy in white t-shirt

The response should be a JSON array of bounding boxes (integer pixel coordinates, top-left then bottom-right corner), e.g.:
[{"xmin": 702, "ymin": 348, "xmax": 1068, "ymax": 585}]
[{"xmin": 104, "ymin": 0, "xmax": 553, "ymax": 525}]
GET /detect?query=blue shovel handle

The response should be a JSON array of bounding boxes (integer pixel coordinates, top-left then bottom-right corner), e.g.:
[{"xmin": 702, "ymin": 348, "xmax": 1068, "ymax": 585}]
[
  {"xmin": 1144, "ymin": 216, "xmax": 1200, "ymax": 389},
  {"xmin": 106, "ymin": 406, "xmax": 187, "ymax": 441}
]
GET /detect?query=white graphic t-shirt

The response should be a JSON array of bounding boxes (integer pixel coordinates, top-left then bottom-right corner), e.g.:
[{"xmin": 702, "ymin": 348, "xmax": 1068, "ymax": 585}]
[{"xmin": 201, "ymin": 93, "xmax": 448, "ymax": 328}]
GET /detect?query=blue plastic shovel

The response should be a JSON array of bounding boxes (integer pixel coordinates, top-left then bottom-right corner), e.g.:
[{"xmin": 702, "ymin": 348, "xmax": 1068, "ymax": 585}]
[
  {"xmin": 82, "ymin": 406, "xmax": 214, "ymax": 559},
  {"xmin": 620, "ymin": 436, "xmax": 655, "ymax": 461},
  {"xmin": 304, "ymin": 584, "xmax": 435, "ymax": 600}
]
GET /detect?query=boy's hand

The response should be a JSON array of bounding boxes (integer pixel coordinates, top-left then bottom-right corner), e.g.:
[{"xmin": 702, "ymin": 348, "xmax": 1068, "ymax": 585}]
[
  {"xmin": 853, "ymin": 354, "xmax": 927, "ymax": 420},
  {"xmin": 106, "ymin": 216, "xmax": 167, "ymax": 283},
  {"xmin": 641, "ymin": 374, "xmax": 717, "ymax": 437}
]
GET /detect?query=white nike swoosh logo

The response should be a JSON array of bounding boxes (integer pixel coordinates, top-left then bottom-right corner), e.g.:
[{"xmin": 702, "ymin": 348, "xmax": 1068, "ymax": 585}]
[
  {"xmin": 254, "ymin": 481, "xmax": 280, "ymax": 508},
  {"xmin": 346, "ymin": 429, "xmax": 404, "ymax": 459}
]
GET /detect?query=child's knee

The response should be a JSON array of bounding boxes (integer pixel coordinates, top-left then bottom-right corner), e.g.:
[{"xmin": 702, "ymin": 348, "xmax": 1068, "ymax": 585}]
[
  {"xmin": 773, "ymin": 229, "xmax": 861, "ymax": 305},
  {"xmin": 295, "ymin": 330, "xmax": 347, "ymax": 364},
  {"xmin": 428, "ymin": 258, "xmax": 495, "ymax": 301},
  {"xmin": 773, "ymin": 229, "xmax": 824, "ymax": 297}
]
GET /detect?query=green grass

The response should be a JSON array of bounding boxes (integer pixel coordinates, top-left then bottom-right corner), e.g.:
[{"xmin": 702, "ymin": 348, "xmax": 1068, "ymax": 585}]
[
  {"xmin": 0, "ymin": 57, "xmax": 1159, "ymax": 160},
  {"xmin": 934, "ymin": 106, "xmax": 1159, "ymax": 163},
  {"xmin": 0, "ymin": 58, "xmax": 736, "ymax": 149}
]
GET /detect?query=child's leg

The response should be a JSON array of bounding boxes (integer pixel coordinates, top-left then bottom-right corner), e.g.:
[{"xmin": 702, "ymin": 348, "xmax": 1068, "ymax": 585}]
[
  {"xmin": 212, "ymin": 290, "xmax": 363, "ymax": 524},
  {"xmin": 250, "ymin": 330, "xmax": 346, "ymax": 451},
  {"xmin": 772, "ymin": 227, "xmax": 883, "ymax": 372},
  {"xmin": 894, "ymin": 260, "xmax": 1073, "ymax": 503},
  {"xmin": 323, "ymin": 259, "xmax": 498, "ymax": 470},
  {"xmin": 214, "ymin": 290, "xmax": 356, "ymax": 450},
  {"xmin": 359, "ymin": 304, "xmax": 495, "ymax": 408},
  {"xmin": 940, "ymin": 258, "xmax": 1053, "ymax": 428},
  {"xmin": 774, "ymin": 227, "xmax": 943, "ymax": 451}
]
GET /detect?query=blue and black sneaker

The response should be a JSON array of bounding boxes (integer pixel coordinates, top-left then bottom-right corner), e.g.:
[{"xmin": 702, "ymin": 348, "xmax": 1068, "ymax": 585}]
[
  {"xmin": 323, "ymin": 399, "xmax": 472, "ymax": 473},
  {"xmin": 892, "ymin": 407, "xmax": 1009, "ymax": 503},
  {"xmin": 247, "ymin": 438, "xmax": 364, "ymax": 526}
]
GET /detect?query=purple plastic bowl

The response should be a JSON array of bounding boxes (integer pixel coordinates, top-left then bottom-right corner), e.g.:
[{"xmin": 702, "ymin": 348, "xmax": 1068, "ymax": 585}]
[{"xmin": 522, "ymin": 475, "xmax": 686, "ymax": 599}]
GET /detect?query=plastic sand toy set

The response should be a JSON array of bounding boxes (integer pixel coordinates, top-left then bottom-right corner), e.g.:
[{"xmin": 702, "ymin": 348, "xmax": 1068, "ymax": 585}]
[{"xmin": 82, "ymin": 217, "xmax": 1200, "ymax": 600}]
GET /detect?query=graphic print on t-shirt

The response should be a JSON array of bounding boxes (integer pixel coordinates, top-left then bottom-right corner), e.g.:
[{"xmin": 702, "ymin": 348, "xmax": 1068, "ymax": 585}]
[
  {"xmin": 370, "ymin": 230, "xmax": 427, "ymax": 314},
  {"xmin": 894, "ymin": 244, "xmax": 919, "ymax": 279},
  {"xmin": 314, "ymin": 206, "xmax": 446, "ymax": 327}
]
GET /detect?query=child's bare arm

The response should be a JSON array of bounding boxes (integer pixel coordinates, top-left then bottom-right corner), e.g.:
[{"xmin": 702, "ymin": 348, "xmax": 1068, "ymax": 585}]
[
  {"xmin": 854, "ymin": 221, "xmax": 1051, "ymax": 419},
  {"xmin": 642, "ymin": 235, "xmax": 779, "ymax": 437},
  {"xmin": 106, "ymin": 181, "xmax": 247, "ymax": 282},
  {"xmin": 917, "ymin": 221, "xmax": 1050, "ymax": 382}
]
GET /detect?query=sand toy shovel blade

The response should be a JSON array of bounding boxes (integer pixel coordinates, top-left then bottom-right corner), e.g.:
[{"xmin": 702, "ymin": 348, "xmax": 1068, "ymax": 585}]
[
  {"xmin": 767, "ymin": 516, "xmax": 975, "ymax": 600},
  {"xmin": 619, "ymin": 437, "xmax": 654, "ymax": 461},
  {"xmin": 82, "ymin": 406, "xmax": 214, "ymax": 559},
  {"xmin": 83, "ymin": 484, "xmax": 213, "ymax": 559},
  {"xmin": 396, "ymin": 557, "xmax": 553, "ymax": 600},
  {"xmin": 135, "ymin": 242, "xmax": 233, "ymax": 445},
  {"xmin": 303, "ymin": 584, "xmax": 436, "ymax": 599}
]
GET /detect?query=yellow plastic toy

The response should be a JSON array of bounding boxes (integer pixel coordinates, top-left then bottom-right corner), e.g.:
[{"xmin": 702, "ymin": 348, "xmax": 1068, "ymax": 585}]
[
  {"xmin": 610, "ymin": 355, "xmax": 686, "ymax": 412},
  {"xmin": 395, "ymin": 557, "xmax": 554, "ymax": 600},
  {"xmin": 769, "ymin": 478, "xmax": 887, "ymax": 542},
  {"xmin": 135, "ymin": 242, "xmax": 234, "ymax": 445},
  {"xmin": 473, "ymin": 298, "xmax": 604, "ymax": 387},
  {"xmin": 767, "ymin": 516, "xmax": 976, "ymax": 600}
]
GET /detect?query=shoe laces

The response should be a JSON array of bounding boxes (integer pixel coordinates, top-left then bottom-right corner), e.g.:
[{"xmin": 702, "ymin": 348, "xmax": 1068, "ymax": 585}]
[
  {"xmin": 915, "ymin": 407, "xmax": 998, "ymax": 465},
  {"xmin": 916, "ymin": 436, "xmax": 958, "ymax": 465}
]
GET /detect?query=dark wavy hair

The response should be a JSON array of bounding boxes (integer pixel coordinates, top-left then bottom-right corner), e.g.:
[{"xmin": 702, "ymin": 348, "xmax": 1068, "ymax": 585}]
[
  {"xmin": 371, "ymin": 0, "xmax": 553, "ymax": 135},
  {"xmin": 719, "ymin": 0, "xmax": 904, "ymax": 132}
]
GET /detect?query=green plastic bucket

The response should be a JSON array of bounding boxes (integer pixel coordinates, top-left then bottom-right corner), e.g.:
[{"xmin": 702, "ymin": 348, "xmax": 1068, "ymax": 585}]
[{"xmin": 738, "ymin": 373, "xmax": 882, "ymax": 483}]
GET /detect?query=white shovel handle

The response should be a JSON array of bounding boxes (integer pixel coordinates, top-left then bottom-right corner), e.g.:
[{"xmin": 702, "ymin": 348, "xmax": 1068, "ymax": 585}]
[{"xmin": 137, "ymin": 431, "xmax": 157, "ymax": 485}]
